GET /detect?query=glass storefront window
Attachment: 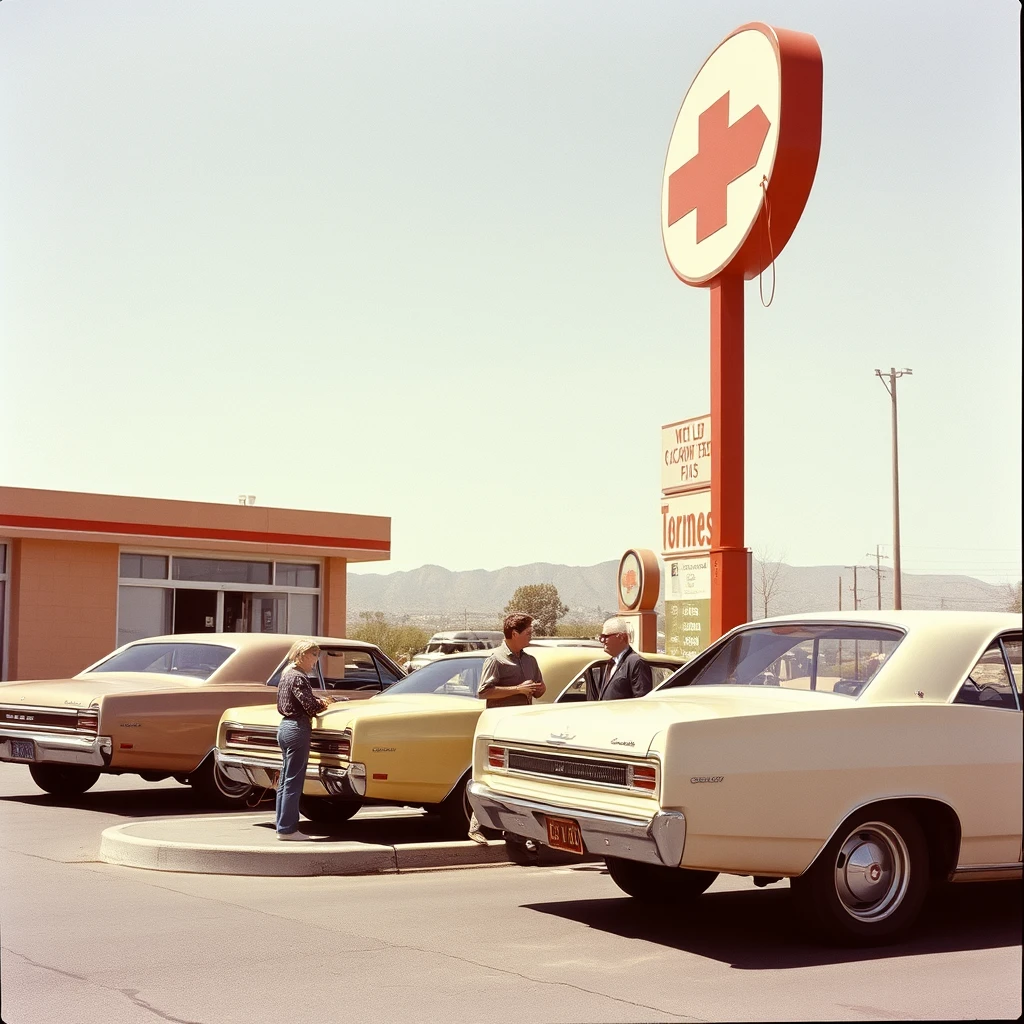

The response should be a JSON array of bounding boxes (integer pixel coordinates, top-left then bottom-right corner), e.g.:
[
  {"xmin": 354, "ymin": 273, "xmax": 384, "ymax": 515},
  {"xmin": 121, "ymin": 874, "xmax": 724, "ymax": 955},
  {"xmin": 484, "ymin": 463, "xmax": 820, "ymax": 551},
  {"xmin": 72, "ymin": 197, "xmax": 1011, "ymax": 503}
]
[
  {"xmin": 250, "ymin": 594, "xmax": 287, "ymax": 633},
  {"xmin": 172, "ymin": 558, "xmax": 272, "ymax": 585},
  {"xmin": 288, "ymin": 594, "xmax": 319, "ymax": 635},
  {"xmin": 119, "ymin": 553, "xmax": 169, "ymax": 579},
  {"xmin": 276, "ymin": 563, "xmax": 319, "ymax": 588},
  {"xmin": 117, "ymin": 586, "xmax": 173, "ymax": 647}
]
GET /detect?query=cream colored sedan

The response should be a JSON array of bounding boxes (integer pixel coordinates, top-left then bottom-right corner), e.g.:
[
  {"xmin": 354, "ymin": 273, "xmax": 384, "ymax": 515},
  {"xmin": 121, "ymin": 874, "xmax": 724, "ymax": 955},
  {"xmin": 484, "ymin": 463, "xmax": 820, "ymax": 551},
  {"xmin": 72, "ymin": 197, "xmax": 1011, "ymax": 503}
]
[{"xmin": 469, "ymin": 611, "xmax": 1022, "ymax": 945}]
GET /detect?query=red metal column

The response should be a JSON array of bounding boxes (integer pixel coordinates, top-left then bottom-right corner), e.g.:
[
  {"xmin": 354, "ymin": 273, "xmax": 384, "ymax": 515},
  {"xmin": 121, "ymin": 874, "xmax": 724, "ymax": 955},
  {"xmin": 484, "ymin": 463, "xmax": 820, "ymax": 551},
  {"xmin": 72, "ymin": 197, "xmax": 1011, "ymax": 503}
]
[{"xmin": 710, "ymin": 274, "xmax": 748, "ymax": 638}]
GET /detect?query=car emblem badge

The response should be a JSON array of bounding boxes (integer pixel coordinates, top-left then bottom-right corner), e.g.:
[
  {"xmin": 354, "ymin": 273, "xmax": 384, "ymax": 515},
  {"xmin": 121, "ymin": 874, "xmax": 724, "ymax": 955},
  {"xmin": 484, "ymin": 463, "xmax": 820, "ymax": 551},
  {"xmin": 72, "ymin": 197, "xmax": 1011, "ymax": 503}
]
[{"xmin": 548, "ymin": 730, "xmax": 575, "ymax": 744}]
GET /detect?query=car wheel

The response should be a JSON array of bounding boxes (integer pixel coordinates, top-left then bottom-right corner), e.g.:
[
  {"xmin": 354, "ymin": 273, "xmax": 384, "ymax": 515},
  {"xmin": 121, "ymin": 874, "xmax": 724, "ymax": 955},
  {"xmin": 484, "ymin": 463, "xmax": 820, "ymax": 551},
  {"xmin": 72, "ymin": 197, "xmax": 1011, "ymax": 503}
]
[
  {"xmin": 299, "ymin": 795, "xmax": 362, "ymax": 824},
  {"xmin": 28, "ymin": 763, "xmax": 101, "ymax": 798},
  {"xmin": 187, "ymin": 755, "xmax": 254, "ymax": 809},
  {"xmin": 605, "ymin": 856, "xmax": 718, "ymax": 903},
  {"xmin": 790, "ymin": 806, "xmax": 929, "ymax": 945}
]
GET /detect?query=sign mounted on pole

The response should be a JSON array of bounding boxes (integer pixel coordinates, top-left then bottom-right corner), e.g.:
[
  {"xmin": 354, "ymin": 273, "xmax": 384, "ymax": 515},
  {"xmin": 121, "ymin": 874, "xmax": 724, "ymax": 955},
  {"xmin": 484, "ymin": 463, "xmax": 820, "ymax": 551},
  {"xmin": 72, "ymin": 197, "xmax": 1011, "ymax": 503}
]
[
  {"xmin": 661, "ymin": 414, "xmax": 711, "ymax": 494},
  {"xmin": 660, "ymin": 23, "xmax": 822, "ymax": 641},
  {"xmin": 661, "ymin": 23, "xmax": 823, "ymax": 285}
]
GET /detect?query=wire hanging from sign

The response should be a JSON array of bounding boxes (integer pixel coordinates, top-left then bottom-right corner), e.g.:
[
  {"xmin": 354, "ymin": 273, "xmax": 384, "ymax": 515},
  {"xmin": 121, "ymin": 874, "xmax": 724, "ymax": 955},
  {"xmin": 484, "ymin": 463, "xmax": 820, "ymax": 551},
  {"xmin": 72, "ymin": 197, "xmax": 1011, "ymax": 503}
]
[{"xmin": 758, "ymin": 175, "xmax": 776, "ymax": 307}]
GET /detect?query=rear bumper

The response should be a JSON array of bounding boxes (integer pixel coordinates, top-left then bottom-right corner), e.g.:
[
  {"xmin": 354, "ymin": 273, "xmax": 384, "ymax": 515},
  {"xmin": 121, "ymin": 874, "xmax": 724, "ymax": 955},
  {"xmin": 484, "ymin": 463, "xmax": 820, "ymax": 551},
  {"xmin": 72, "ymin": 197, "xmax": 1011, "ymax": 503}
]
[
  {"xmin": 467, "ymin": 780, "xmax": 686, "ymax": 867},
  {"xmin": 215, "ymin": 750, "xmax": 367, "ymax": 798},
  {"xmin": 0, "ymin": 730, "xmax": 112, "ymax": 768}
]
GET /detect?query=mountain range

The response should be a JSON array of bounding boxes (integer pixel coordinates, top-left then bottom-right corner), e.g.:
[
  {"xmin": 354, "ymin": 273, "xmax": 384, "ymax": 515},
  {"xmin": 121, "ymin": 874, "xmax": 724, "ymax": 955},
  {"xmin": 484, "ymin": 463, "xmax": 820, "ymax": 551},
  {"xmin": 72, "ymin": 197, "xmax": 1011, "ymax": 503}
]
[{"xmin": 347, "ymin": 559, "xmax": 1015, "ymax": 629}]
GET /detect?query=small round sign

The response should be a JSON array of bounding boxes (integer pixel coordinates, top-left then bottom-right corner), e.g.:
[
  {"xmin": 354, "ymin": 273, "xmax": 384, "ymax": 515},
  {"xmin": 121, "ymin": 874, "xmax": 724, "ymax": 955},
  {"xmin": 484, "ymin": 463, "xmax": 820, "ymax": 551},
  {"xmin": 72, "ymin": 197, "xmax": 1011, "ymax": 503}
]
[
  {"xmin": 616, "ymin": 549, "xmax": 660, "ymax": 613},
  {"xmin": 661, "ymin": 23, "xmax": 822, "ymax": 286}
]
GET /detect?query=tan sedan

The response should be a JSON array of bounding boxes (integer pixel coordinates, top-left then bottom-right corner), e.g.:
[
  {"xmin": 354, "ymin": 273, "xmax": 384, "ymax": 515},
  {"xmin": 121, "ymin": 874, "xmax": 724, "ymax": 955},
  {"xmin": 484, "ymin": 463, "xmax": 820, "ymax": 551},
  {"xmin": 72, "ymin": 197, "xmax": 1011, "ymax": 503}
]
[{"xmin": 0, "ymin": 633, "xmax": 404, "ymax": 806}]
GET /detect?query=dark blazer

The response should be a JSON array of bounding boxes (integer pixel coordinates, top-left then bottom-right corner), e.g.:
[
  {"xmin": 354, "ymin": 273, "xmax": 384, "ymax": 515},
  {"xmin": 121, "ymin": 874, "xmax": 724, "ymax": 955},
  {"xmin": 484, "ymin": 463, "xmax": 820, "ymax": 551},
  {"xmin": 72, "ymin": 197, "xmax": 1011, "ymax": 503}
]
[{"xmin": 598, "ymin": 648, "xmax": 653, "ymax": 701}]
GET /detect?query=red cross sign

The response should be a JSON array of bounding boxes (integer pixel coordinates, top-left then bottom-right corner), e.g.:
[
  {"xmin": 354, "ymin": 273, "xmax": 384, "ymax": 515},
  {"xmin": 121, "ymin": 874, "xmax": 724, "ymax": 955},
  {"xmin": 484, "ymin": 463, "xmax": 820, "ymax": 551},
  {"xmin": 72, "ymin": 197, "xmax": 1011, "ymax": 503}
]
[
  {"xmin": 667, "ymin": 94, "xmax": 771, "ymax": 242},
  {"xmin": 661, "ymin": 24, "xmax": 822, "ymax": 286}
]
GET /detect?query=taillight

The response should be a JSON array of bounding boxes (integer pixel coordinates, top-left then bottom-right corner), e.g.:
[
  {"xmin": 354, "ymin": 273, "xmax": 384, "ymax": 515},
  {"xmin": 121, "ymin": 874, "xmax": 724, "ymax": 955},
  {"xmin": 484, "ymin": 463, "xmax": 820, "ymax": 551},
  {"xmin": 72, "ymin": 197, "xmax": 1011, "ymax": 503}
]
[
  {"xmin": 309, "ymin": 729, "xmax": 350, "ymax": 761},
  {"xmin": 76, "ymin": 708, "xmax": 99, "ymax": 734},
  {"xmin": 487, "ymin": 745, "xmax": 507, "ymax": 769},
  {"xmin": 630, "ymin": 764, "xmax": 657, "ymax": 791}
]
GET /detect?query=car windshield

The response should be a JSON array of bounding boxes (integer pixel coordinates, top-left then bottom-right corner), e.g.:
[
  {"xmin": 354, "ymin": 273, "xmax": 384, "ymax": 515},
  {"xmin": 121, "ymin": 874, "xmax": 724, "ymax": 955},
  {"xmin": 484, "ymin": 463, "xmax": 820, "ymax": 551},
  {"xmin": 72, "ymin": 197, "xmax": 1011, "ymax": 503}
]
[
  {"xmin": 383, "ymin": 656, "xmax": 484, "ymax": 697},
  {"xmin": 661, "ymin": 624, "xmax": 904, "ymax": 698},
  {"xmin": 86, "ymin": 642, "xmax": 235, "ymax": 681}
]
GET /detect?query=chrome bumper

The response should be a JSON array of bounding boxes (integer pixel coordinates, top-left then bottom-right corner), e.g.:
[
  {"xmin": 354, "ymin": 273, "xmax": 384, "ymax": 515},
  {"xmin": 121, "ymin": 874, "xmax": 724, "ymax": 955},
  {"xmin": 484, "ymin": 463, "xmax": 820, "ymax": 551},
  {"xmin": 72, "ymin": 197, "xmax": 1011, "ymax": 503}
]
[
  {"xmin": 215, "ymin": 750, "xmax": 367, "ymax": 798},
  {"xmin": 0, "ymin": 729, "xmax": 112, "ymax": 767},
  {"xmin": 468, "ymin": 780, "xmax": 686, "ymax": 867}
]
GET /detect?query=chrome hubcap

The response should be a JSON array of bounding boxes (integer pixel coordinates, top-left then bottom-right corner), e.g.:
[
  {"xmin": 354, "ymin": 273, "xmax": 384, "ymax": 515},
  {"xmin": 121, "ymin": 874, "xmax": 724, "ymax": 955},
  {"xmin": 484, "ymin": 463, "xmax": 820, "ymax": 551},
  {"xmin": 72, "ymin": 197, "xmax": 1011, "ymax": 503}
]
[{"xmin": 834, "ymin": 821, "xmax": 910, "ymax": 922}]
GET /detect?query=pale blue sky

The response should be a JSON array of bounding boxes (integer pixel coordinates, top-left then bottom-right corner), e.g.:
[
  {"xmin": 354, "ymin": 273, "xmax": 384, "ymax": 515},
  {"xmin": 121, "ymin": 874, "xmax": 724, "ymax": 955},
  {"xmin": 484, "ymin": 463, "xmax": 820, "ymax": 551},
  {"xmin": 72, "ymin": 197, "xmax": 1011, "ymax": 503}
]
[{"xmin": 1, "ymin": 1, "xmax": 1020, "ymax": 584}]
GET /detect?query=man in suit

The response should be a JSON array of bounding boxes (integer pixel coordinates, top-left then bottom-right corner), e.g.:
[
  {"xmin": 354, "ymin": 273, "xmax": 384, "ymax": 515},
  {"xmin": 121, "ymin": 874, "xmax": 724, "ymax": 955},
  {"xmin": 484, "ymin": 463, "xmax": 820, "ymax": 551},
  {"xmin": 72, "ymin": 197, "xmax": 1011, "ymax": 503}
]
[{"xmin": 596, "ymin": 616, "xmax": 653, "ymax": 700}]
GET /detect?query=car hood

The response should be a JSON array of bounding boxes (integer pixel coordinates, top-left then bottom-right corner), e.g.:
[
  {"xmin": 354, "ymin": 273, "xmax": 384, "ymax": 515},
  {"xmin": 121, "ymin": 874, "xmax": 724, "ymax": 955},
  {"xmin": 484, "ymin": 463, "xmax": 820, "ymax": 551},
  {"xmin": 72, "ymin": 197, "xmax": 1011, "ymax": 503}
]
[
  {"xmin": 0, "ymin": 674, "xmax": 202, "ymax": 707},
  {"xmin": 481, "ymin": 686, "xmax": 852, "ymax": 756},
  {"xmin": 222, "ymin": 693, "xmax": 481, "ymax": 729}
]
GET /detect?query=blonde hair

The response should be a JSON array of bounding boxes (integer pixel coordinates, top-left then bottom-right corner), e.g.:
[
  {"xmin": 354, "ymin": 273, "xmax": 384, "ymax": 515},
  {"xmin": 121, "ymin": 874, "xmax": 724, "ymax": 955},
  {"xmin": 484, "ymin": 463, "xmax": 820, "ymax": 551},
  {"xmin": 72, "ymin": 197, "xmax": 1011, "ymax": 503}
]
[{"xmin": 286, "ymin": 638, "xmax": 320, "ymax": 665}]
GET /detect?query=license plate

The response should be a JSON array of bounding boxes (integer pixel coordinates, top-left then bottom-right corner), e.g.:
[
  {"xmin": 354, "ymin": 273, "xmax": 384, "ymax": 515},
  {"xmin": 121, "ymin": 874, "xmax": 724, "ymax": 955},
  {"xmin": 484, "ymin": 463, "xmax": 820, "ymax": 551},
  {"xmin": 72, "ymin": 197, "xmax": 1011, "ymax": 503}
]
[
  {"xmin": 10, "ymin": 739, "xmax": 35, "ymax": 761},
  {"xmin": 545, "ymin": 815, "xmax": 584, "ymax": 855}
]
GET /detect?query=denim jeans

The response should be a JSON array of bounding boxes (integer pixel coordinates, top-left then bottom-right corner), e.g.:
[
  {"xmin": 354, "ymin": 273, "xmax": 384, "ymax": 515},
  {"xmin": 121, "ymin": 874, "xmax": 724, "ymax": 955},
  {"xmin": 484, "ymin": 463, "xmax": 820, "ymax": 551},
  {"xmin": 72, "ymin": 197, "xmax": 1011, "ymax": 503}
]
[{"xmin": 276, "ymin": 716, "xmax": 311, "ymax": 834}]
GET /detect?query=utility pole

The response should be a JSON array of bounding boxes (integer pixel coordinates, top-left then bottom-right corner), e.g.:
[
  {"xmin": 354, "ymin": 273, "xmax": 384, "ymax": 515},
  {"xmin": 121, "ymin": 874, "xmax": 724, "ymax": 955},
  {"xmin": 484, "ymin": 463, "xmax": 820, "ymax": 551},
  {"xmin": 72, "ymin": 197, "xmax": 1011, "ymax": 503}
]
[
  {"xmin": 845, "ymin": 566, "xmax": 860, "ymax": 609},
  {"xmin": 865, "ymin": 545, "xmax": 890, "ymax": 610},
  {"xmin": 838, "ymin": 575, "xmax": 842, "ymax": 611},
  {"xmin": 875, "ymin": 366, "xmax": 912, "ymax": 609}
]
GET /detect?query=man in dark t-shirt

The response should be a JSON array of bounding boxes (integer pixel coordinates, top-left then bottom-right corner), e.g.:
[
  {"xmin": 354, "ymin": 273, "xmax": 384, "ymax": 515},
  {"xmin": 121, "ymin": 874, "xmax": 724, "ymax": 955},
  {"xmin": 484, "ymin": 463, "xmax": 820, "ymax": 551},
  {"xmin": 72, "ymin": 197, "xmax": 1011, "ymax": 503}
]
[{"xmin": 468, "ymin": 612, "xmax": 546, "ymax": 842}]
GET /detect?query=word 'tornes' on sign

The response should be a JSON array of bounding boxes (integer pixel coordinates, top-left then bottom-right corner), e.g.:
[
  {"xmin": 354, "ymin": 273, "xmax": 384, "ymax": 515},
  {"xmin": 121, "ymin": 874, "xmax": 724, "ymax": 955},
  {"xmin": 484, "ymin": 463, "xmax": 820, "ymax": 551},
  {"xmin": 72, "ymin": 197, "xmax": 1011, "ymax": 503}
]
[
  {"xmin": 662, "ymin": 414, "xmax": 711, "ymax": 495},
  {"xmin": 661, "ymin": 490, "xmax": 712, "ymax": 558},
  {"xmin": 661, "ymin": 23, "xmax": 822, "ymax": 286}
]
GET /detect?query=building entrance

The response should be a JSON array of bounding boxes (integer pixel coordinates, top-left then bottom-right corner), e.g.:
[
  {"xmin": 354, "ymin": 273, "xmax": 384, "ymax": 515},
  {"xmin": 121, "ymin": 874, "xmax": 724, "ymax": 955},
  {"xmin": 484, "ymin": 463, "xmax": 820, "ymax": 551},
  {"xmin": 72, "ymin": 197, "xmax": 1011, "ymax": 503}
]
[{"xmin": 173, "ymin": 590, "xmax": 217, "ymax": 633}]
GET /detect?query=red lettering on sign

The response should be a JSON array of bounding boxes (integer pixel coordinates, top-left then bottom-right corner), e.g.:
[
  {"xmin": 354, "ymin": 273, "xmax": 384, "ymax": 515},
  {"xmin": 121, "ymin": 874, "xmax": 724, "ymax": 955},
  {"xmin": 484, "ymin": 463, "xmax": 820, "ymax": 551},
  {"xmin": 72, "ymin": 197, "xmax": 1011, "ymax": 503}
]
[{"xmin": 667, "ymin": 92, "xmax": 770, "ymax": 241}]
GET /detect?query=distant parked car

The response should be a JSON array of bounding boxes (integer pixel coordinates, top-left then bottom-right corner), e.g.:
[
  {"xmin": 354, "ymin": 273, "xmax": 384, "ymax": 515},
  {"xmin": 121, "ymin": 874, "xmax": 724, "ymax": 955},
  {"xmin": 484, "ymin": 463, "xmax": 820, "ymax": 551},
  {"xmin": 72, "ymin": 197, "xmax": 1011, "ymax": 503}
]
[
  {"xmin": 0, "ymin": 633, "xmax": 405, "ymax": 807},
  {"xmin": 468, "ymin": 611, "xmax": 1022, "ymax": 945},
  {"xmin": 216, "ymin": 646, "xmax": 688, "ymax": 830},
  {"xmin": 403, "ymin": 630, "xmax": 505, "ymax": 672}
]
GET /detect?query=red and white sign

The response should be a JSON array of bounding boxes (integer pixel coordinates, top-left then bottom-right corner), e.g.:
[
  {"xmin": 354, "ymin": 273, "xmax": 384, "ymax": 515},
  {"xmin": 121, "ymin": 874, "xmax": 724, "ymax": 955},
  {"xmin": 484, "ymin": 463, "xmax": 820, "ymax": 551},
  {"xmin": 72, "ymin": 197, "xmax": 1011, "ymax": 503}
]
[
  {"xmin": 660, "ymin": 489, "xmax": 712, "ymax": 558},
  {"xmin": 661, "ymin": 23, "xmax": 822, "ymax": 286},
  {"xmin": 661, "ymin": 414, "xmax": 711, "ymax": 494}
]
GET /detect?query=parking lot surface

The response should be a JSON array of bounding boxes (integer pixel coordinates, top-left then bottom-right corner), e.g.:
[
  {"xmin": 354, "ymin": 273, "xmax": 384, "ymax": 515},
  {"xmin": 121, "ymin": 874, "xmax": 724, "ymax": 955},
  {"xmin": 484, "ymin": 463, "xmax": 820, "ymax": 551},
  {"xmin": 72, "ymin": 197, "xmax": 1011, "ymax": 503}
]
[{"xmin": 1, "ymin": 765, "xmax": 1020, "ymax": 1023}]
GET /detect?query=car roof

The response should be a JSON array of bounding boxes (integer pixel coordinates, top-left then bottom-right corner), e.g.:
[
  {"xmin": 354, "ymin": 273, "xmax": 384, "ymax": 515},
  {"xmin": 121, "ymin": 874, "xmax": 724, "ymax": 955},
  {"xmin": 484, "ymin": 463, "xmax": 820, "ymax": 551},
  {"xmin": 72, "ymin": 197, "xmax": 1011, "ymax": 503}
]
[{"xmin": 124, "ymin": 633, "xmax": 381, "ymax": 652}]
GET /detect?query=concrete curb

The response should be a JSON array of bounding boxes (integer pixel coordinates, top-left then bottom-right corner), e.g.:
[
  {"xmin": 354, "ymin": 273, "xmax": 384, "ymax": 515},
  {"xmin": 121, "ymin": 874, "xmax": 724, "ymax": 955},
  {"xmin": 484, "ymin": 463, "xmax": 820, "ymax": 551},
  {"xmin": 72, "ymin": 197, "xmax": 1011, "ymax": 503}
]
[{"xmin": 98, "ymin": 812, "xmax": 512, "ymax": 877}]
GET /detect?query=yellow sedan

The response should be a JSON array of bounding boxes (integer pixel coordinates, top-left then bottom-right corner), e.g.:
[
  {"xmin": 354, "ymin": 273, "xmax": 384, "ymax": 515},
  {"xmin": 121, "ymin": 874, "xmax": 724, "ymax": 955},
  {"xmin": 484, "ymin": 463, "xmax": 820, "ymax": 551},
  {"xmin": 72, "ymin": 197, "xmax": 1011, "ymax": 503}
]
[{"xmin": 216, "ymin": 645, "xmax": 685, "ymax": 830}]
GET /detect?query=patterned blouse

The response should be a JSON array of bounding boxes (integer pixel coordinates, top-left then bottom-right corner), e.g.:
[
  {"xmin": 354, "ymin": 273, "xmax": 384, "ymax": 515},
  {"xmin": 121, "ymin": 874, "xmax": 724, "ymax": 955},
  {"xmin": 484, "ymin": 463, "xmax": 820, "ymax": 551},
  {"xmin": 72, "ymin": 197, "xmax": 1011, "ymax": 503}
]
[{"xmin": 276, "ymin": 667, "xmax": 326, "ymax": 718}]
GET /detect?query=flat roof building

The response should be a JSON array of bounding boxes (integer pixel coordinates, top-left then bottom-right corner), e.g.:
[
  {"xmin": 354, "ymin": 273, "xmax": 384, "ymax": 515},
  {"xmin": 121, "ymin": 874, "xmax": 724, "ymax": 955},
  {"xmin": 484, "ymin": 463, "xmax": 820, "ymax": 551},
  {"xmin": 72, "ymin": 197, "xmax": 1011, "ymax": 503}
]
[{"xmin": 0, "ymin": 486, "xmax": 390, "ymax": 681}]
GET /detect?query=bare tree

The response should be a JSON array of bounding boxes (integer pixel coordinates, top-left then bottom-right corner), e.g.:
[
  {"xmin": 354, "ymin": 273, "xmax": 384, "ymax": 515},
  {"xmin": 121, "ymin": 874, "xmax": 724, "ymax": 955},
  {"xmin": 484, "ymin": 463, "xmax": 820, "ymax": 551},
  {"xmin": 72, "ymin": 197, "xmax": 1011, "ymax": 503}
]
[{"xmin": 754, "ymin": 546, "xmax": 788, "ymax": 619}]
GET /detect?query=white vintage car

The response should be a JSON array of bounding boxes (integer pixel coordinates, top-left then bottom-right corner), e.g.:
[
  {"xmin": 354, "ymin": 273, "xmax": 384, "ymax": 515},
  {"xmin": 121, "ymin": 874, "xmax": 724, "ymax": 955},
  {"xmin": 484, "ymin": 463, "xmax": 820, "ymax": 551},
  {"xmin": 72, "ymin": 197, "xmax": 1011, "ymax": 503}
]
[{"xmin": 468, "ymin": 611, "xmax": 1022, "ymax": 944}]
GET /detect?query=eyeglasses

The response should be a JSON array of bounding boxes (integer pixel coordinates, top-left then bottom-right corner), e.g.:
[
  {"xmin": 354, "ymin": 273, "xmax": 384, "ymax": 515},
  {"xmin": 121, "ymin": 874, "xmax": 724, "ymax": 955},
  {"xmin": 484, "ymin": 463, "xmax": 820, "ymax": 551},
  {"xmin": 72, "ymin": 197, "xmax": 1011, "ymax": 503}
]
[{"xmin": 596, "ymin": 633, "xmax": 625, "ymax": 642}]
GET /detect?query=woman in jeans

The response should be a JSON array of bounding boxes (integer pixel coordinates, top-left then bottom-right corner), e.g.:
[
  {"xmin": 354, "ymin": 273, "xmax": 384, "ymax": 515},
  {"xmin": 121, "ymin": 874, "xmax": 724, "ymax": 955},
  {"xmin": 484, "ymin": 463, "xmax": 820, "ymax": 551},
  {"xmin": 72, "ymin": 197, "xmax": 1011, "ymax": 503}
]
[{"xmin": 275, "ymin": 639, "xmax": 329, "ymax": 840}]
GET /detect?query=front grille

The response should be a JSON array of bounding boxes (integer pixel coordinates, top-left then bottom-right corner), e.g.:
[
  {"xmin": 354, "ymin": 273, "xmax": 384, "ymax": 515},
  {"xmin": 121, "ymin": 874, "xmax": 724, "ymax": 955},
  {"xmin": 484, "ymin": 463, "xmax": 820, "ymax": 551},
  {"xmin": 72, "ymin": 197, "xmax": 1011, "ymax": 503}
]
[
  {"xmin": 1, "ymin": 706, "xmax": 81, "ymax": 734},
  {"xmin": 507, "ymin": 750, "xmax": 629, "ymax": 787}
]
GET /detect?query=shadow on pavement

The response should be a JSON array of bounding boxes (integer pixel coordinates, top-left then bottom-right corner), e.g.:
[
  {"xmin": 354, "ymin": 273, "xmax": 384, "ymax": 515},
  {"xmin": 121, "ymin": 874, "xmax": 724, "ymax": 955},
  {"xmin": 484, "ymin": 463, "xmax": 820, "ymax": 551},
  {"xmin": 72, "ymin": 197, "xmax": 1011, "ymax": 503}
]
[
  {"xmin": 0, "ymin": 785, "xmax": 249, "ymax": 818},
  {"xmin": 523, "ymin": 876, "xmax": 1022, "ymax": 968}
]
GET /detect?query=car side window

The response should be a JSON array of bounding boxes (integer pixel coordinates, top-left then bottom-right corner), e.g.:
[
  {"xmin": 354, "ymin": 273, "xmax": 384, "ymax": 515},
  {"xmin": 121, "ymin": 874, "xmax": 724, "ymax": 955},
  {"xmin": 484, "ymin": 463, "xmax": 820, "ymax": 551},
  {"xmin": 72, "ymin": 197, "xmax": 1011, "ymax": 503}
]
[
  {"xmin": 373, "ymin": 654, "xmax": 403, "ymax": 688},
  {"xmin": 320, "ymin": 650, "xmax": 383, "ymax": 691},
  {"xmin": 556, "ymin": 663, "xmax": 599, "ymax": 703},
  {"xmin": 954, "ymin": 642, "xmax": 1019, "ymax": 711}
]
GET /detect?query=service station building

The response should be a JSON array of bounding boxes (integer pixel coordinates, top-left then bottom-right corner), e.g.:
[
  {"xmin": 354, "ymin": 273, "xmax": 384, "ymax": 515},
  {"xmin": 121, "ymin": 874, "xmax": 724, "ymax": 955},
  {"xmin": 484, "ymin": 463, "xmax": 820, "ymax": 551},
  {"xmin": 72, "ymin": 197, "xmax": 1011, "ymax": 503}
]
[{"xmin": 0, "ymin": 487, "xmax": 391, "ymax": 682}]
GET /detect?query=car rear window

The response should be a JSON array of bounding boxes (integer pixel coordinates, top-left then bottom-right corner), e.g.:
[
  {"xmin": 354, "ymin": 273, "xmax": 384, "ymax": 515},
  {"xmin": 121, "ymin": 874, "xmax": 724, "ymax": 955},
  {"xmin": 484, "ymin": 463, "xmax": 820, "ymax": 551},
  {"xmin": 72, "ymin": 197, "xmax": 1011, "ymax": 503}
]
[
  {"xmin": 661, "ymin": 624, "xmax": 904, "ymax": 697},
  {"xmin": 88, "ymin": 642, "xmax": 234, "ymax": 680}
]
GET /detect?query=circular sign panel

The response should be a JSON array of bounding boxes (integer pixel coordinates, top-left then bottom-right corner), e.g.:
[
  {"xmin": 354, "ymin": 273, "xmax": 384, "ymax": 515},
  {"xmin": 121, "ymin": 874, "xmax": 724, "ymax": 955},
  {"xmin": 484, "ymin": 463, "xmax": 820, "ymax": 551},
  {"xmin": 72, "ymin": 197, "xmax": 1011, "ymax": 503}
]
[
  {"xmin": 618, "ymin": 551, "xmax": 643, "ymax": 610},
  {"xmin": 617, "ymin": 549, "xmax": 660, "ymax": 612},
  {"xmin": 661, "ymin": 23, "xmax": 822, "ymax": 286}
]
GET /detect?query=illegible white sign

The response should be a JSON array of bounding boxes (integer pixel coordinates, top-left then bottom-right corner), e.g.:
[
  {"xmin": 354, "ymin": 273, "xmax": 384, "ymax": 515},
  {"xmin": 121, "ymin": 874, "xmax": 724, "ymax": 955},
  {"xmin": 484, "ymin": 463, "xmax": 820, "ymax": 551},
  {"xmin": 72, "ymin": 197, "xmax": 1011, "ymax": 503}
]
[{"xmin": 661, "ymin": 414, "xmax": 711, "ymax": 494}]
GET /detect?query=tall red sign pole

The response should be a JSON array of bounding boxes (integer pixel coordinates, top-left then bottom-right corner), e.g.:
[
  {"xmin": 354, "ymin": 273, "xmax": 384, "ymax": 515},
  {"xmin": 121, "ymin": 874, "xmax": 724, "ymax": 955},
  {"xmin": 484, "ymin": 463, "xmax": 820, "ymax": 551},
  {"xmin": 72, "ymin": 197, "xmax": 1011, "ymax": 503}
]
[{"xmin": 661, "ymin": 23, "xmax": 823, "ymax": 638}]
